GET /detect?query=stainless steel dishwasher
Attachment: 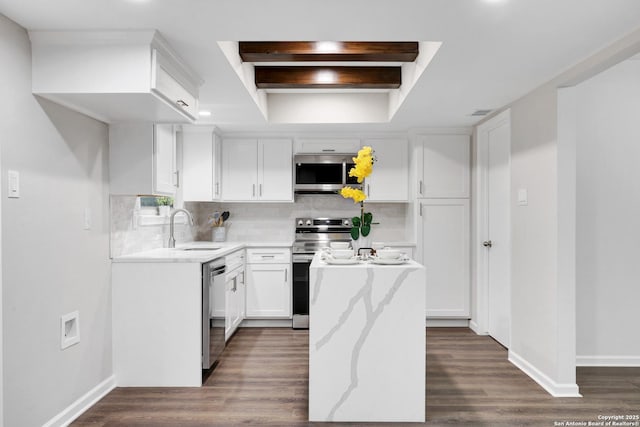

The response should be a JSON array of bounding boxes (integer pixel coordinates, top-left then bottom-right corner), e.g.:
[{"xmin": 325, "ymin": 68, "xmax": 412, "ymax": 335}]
[{"xmin": 202, "ymin": 258, "xmax": 226, "ymax": 370}]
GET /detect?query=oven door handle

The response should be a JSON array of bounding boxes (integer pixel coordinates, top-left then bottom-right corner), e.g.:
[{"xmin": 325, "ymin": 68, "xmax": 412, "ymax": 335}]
[{"xmin": 293, "ymin": 254, "xmax": 315, "ymax": 263}]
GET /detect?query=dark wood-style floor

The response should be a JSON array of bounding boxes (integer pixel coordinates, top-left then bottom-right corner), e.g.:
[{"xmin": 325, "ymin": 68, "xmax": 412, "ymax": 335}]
[{"xmin": 74, "ymin": 328, "xmax": 640, "ymax": 426}]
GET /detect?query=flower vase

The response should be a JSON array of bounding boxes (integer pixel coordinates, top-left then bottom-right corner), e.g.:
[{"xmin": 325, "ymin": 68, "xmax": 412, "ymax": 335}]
[{"xmin": 352, "ymin": 234, "xmax": 372, "ymax": 256}]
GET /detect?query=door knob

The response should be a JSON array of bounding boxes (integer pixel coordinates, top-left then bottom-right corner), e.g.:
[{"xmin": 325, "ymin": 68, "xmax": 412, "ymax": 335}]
[{"xmin": 483, "ymin": 240, "xmax": 493, "ymax": 248}]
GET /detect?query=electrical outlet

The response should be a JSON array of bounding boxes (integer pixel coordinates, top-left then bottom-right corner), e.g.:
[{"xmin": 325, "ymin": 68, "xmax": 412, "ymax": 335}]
[{"xmin": 61, "ymin": 311, "xmax": 80, "ymax": 349}]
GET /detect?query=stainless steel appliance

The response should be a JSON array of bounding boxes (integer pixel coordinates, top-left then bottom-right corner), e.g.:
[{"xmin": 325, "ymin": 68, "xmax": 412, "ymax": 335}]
[
  {"xmin": 292, "ymin": 217, "xmax": 352, "ymax": 329},
  {"xmin": 294, "ymin": 154, "xmax": 360, "ymax": 194},
  {"xmin": 202, "ymin": 258, "xmax": 226, "ymax": 370}
]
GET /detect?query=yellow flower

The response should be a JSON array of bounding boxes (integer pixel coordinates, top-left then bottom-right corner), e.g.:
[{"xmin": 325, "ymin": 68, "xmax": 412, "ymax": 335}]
[
  {"xmin": 340, "ymin": 186, "xmax": 367, "ymax": 203},
  {"xmin": 348, "ymin": 146, "xmax": 375, "ymax": 182}
]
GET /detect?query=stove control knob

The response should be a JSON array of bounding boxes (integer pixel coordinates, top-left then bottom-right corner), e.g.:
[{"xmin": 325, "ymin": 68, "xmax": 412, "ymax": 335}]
[
  {"xmin": 297, "ymin": 220, "xmax": 304, "ymax": 226},
  {"xmin": 343, "ymin": 220, "xmax": 350, "ymax": 226},
  {"xmin": 305, "ymin": 219, "xmax": 312, "ymax": 226}
]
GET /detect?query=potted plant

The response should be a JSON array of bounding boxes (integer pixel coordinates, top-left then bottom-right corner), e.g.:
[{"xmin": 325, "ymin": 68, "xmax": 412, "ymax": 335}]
[{"xmin": 156, "ymin": 196, "xmax": 173, "ymax": 216}]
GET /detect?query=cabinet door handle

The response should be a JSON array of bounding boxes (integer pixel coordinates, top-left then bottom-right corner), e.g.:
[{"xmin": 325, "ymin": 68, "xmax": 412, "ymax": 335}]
[
  {"xmin": 215, "ymin": 182, "xmax": 219, "ymax": 196},
  {"xmin": 322, "ymin": 149, "xmax": 335, "ymax": 152},
  {"xmin": 174, "ymin": 171, "xmax": 180, "ymax": 187},
  {"xmin": 284, "ymin": 269, "xmax": 287, "ymax": 282},
  {"xmin": 419, "ymin": 180, "xmax": 423, "ymax": 196},
  {"xmin": 261, "ymin": 255, "xmax": 275, "ymax": 259},
  {"xmin": 259, "ymin": 183, "xmax": 262, "ymax": 197},
  {"xmin": 176, "ymin": 99, "xmax": 189, "ymax": 108},
  {"xmin": 419, "ymin": 203, "xmax": 423, "ymax": 217},
  {"xmin": 252, "ymin": 184, "xmax": 256, "ymax": 197},
  {"xmin": 367, "ymin": 184, "xmax": 370, "ymax": 196}
]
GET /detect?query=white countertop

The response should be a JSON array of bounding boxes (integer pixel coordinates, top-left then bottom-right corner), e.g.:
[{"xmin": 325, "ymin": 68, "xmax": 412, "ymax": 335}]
[
  {"xmin": 112, "ymin": 240, "xmax": 293, "ymax": 263},
  {"xmin": 310, "ymin": 252, "xmax": 423, "ymax": 269}
]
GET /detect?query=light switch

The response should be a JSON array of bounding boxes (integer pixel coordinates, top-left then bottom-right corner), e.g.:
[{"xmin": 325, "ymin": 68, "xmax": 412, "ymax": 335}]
[
  {"xmin": 517, "ymin": 188, "xmax": 528, "ymax": 206},
  {"xmin": 8, "ymin": 170, "xmax": 19, "ymax": 198}
]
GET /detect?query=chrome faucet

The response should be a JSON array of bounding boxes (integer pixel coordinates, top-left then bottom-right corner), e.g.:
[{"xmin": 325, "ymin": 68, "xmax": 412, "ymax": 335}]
[{"xmin": 168, "ymin": 208, "xmax": 194, "ymax": 248}]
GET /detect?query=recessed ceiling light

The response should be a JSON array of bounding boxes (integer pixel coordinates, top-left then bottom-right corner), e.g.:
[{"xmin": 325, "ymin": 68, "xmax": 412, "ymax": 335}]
[
  {"xmin": 314, "ymin": 70, "xmax": 337, "ymax": 84},
  {"xmin": 198, "ymin": 110, "xmax": 212, "ymax": 117},
  {"xmin": 314, "ymin": 41, "xmax": 342, "ymax": 53}
]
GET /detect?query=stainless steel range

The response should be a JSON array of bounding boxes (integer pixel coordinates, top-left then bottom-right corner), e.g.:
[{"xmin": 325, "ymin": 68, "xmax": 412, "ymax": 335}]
[{"xmin": 292, "ymin": 217, "xmax": 352, "ymax": 329}]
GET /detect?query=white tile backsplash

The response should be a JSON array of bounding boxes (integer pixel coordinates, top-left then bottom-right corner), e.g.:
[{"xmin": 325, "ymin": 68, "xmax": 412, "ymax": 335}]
[
  {"xmin": 186, "ymin": 195, "xmax": 409, "ymax": 243},
  {"xmin": 110, "ymin": 195, "xmax": 194, "ymax": 257},
  {"xmin": 111, "ymin": 194, "xmax": 410, "ymax": 256}
]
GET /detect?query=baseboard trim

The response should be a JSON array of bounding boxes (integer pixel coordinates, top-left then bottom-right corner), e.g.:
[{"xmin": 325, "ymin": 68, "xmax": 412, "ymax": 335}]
[
  {"xmin": 469, "ymin": 320, "xmax": 487, "ymax": 335},
  {"xmin": 576, "ymin": 355, "xmax": 640, "ymax": 367},
  {"xmin": 43, "ymin": 375, "xmax": 116, "ymax": 427},
  {"xmin": 508, "ymin": 351, "xmax": 581, "ymax": 397},
  {"xmin": 425, "ymin": 318, "xmax": 469, "ymax": 327},
  {"xmin": 240, "ymin": 319, "xmax": 292, "ymax": 328}
]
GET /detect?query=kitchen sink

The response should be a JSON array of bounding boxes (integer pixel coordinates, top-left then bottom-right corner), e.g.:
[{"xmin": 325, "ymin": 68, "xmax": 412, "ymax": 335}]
[{"xmin": 180, "ymin": 247, "xmax": 222, "ymax": 251}]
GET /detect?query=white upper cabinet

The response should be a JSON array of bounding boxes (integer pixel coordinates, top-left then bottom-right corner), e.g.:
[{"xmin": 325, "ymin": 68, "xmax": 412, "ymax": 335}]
[
  {"xmin": 182, "ymin": 127, "xmax": 221, "ymax": 202},
  {"xmin": 294, "ymin": 139, "xmax": 360, "ymax": 154},
  {"xmin": 259, "ymin": 139, "xmax": 294, "ymax": 201},
  {"xmin": 109, "ymin": 123, "xmax": 177, "ymax": 196},
  {"xmin": 221, "ymin": 139, "xmax": 259, "ymax": 201},
  {"xmin": 416, "ymin": 134, "xmax": 470, "ymax": 198},
  {"xmin": 222, "ymin": 139, "xmax": 293, "ymax": 202},
  {"xmin": 29, "ymin": 31, "xmax": 203, "ymax": 123},
  {"xmin": 363, "ymin": 139, "xmax": 409, "ymax": 202}
]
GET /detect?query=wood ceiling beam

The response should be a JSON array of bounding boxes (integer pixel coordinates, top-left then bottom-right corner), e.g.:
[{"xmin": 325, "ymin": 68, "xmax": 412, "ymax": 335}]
[
  {"xmin": 254, "ymin": 66, "xmax": 402, "ymax": 89},
  {"xmin": 240, "ymin": 42, "xmax": 418, "ymax": 62}
]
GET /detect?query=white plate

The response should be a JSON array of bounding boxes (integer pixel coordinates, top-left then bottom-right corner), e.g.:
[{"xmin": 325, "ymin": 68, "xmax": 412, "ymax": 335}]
[
  {"xmin": 370, "ymin": 257, "xmax": 409, "ymax": 265},
  {"xmin": 324, "ymin": 256, "xmax": 361, "ymax": 265}
]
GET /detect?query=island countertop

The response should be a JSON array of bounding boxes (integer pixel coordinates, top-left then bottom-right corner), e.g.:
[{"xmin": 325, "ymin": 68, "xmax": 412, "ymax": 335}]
[{"xmin": 309, "ymin": 254, "xmax": 426, "ymax": 423}]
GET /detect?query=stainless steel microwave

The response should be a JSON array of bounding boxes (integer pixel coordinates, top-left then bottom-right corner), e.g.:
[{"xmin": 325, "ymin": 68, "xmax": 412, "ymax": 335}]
[{"xmin": 294, "ymin": 154, "xmax": 360, "ymax": 194}]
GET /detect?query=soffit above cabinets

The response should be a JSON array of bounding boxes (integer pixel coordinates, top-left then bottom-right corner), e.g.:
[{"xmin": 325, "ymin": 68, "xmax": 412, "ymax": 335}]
[{"xmin": 28, "ymin": 31, "xmax": 204, "ymax": 124}]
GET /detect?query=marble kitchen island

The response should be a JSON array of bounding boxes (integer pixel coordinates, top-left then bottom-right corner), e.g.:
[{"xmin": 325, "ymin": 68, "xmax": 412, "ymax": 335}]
[{"xmin": 309, "ymin": 254, "xmax": 426, "ymax": 422}]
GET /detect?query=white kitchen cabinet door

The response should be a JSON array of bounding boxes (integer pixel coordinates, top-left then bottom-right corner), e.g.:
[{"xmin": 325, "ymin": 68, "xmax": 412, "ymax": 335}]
[
  {"xmin": 419, "ymin": 199, "xmax": 470, "ymax": 318},
  {"xmin": 154, "ymin": 124, "xmax": 177, "ymax": 195},
  {"xmin": 110, "ymin": 123, "xmax": 176, "ymax": 196},
  {"xmin": 245, "ymin": 264, "xmax": 291, "ymax": 318},
  {"xmin": 258, "ymin": 139, "xmax": 293, "ymax": 201},
  {"xmin": 364, "ymin": 139, "xmax": 408, "ymax": 202},
  {"xmin": 222, "ymin": 139, "xmax": 258, "ymax": 201},
  {"xmin": 418, "ymin": 134, "xmax": 470, "ymax": 198},
  {"xmin": 225, "ymin": 271, "xmax": 236, "ymax": 340},
  {"xmin": 182, "ymin": 130, "xmax": 213, "ymax": 201},
  {"xmin": 213, "ymin": 134, "xmax": 222, "ymax": 199},
  {"xmin": 182, "ymin": 129, "xmax": 222, "ymax": 201},
  {"xmin": 294, "ymin": 139, "xmax": 360, "ymax": 154},
  {"xmin": 236, "ymin": 269, "xmax": 246, "ymax": 325}
]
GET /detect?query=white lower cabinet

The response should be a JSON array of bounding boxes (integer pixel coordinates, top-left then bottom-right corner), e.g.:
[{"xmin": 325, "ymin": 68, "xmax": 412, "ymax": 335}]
[
  {"xmin": 245, "ymin": 248, "xmax": 292, "ymax": 318},
  {"xmin": 418, "ymin": 199, "xmax": 470, "ymax": 318},
  {"xmin": 224, "ymin": 250, "xmax": 245, "ymax": 340}
]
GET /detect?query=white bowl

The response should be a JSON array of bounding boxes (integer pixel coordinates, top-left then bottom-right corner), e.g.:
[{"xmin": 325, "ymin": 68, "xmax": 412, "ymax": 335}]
[
  {"xmin": 377, "ymin": 249, "xmax": 402, "ymax": 259},
  {"xmin": 332, "ymin": 249, "xmax": 355, "ymax": 259},
  {"xmin": 330, "ymin": 242, "xmax": 350, "ymax": 250}
]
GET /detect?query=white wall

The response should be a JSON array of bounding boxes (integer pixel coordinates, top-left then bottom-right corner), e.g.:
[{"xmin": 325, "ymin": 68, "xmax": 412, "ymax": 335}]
[
  {"xmin": 508, "ymin": 82, "xmax": 565, "ymax": 385},
  {"xmin": 574, "ymin": 59, "xmax": 640, "ymax": 364},
  {"xmin": 0, "ymin": 15, "xmax": 112, "ymax": 426},
  {"xmin": 476, "ymin": 25, "xmax": 640, "ymax": 395}
]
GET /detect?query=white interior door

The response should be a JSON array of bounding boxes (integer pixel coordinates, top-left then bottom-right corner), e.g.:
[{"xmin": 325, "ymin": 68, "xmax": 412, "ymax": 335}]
[{"xmin": 486, "ymin": 120, "xmax": 511, "ymax": 348}]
